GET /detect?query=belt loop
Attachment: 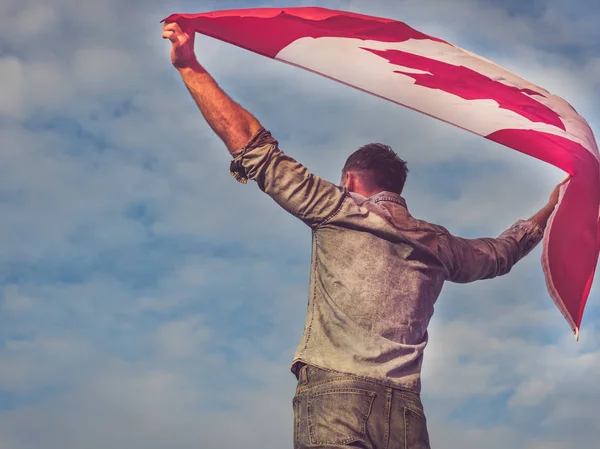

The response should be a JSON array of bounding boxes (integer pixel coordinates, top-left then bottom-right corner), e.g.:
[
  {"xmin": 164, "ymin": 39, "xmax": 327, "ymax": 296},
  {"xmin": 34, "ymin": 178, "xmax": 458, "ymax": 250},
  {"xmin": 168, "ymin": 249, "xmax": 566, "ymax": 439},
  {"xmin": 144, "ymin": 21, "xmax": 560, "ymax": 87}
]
[{"xmin": 300, "ymin": 364, "xmax": 309, "ymax": 385}]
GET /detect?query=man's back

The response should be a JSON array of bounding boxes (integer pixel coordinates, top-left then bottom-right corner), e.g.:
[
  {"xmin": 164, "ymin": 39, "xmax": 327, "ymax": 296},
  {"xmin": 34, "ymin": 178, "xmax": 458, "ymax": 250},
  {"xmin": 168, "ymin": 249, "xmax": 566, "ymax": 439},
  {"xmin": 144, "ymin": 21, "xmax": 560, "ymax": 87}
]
[{"xmin": 291, "ymin": 189, "xmax": 542, "ymax": 393}]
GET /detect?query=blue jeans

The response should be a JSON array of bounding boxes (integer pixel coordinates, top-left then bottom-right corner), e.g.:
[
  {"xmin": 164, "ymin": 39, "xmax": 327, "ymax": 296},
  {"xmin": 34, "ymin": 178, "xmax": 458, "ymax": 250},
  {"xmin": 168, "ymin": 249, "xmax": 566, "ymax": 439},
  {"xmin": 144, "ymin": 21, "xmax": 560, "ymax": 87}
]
[{"xmin": 293, "ymin": 364, "xmax": 431, "ymax": 449}]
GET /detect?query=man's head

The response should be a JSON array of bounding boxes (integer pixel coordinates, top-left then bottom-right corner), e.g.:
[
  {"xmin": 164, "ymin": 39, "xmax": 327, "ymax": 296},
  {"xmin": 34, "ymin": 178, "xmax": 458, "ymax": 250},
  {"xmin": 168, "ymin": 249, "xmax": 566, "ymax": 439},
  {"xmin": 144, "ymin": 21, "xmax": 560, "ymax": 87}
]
[{"xmin": 341, "ymin": 143, "xmax": 408, "ymax": 197}]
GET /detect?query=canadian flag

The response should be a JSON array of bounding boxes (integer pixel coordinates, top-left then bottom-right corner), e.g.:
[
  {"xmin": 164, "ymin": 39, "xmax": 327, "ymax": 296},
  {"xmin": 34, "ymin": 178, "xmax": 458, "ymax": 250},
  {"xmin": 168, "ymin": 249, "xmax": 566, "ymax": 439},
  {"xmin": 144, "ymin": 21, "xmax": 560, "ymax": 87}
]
[{"xmin": 163, "ymin": 7, "xmax": 600, "ymax": 338}]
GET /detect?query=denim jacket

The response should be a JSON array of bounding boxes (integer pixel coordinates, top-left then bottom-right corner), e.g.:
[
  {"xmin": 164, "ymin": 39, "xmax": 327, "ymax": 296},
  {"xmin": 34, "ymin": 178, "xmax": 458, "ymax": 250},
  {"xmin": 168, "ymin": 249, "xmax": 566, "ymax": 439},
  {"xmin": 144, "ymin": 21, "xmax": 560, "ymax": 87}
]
[{"xmin": 231, "ymin": 128, "xmax": 544, "ymax": 393}]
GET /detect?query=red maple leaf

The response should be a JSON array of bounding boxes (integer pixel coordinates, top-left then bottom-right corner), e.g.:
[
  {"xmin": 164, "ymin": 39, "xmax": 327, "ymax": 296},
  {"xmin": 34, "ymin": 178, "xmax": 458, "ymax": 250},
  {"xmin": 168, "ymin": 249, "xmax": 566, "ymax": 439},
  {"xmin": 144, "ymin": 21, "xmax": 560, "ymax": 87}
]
[{"xmin": 362, "ymin": 47, "xmax": 565, "ymax": 131}]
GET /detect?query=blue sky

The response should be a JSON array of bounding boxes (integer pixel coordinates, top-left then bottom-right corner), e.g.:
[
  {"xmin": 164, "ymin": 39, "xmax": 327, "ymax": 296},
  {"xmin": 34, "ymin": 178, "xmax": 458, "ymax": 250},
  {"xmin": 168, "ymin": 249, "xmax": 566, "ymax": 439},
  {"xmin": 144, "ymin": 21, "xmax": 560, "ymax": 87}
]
[{"xmin": 0, "ymin": 0, "xmax": 599, "ymax": 448}]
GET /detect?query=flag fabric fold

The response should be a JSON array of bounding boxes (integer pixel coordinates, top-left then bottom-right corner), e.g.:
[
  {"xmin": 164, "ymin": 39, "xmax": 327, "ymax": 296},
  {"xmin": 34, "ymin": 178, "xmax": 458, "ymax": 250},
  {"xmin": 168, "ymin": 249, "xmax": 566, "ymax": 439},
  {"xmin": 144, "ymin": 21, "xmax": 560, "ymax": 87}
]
[{"xmin": 162, "ymin": 7, "xmax": 600, "ymax": 337}]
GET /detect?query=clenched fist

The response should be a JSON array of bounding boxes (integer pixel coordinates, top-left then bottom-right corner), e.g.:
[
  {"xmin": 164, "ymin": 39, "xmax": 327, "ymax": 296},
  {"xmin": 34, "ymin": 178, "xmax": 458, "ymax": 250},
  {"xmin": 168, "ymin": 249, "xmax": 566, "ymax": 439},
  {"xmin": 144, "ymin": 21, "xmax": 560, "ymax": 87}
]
[{"xmin": 163, "ymin": 22, "xmax": 197, "ymax": 69}]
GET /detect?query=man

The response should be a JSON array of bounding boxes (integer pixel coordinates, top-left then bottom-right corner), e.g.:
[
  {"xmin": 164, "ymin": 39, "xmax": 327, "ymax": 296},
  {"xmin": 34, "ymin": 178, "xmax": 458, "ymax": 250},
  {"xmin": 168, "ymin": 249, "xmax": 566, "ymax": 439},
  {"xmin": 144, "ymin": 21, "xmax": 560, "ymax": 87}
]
[{"xmin": 163, "ymin": 22, "xmax": 567, "ymax": 449}]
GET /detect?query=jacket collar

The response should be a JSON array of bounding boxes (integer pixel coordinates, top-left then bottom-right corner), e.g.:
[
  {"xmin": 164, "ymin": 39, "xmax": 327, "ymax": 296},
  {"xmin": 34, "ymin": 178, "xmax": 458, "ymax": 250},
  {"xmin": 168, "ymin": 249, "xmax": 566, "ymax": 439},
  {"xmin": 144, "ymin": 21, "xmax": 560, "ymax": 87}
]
[{"xmin": 370, "ymin": 191, "xmax": 407, "ymax": 208}]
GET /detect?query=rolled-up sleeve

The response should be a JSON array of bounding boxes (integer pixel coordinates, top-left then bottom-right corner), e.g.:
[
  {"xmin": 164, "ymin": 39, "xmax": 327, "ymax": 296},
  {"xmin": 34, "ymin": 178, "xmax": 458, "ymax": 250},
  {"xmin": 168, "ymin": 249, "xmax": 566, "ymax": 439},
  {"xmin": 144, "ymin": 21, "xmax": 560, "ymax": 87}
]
[
  {"xmin": 440, "ymin": 220, "xmax": 544, "ymax": 283},
  {"xmin": 229, "ymin": 128, "xmax": 346, "ymax": 228}
]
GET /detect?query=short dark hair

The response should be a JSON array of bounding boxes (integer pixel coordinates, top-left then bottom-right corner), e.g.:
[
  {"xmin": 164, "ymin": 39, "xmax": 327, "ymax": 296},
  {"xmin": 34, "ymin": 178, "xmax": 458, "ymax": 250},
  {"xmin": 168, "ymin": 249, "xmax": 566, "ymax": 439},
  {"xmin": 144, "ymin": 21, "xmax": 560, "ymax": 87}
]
[{"xmin": 341, "ymin": 143, "xmax": 408, "ymax": 194}]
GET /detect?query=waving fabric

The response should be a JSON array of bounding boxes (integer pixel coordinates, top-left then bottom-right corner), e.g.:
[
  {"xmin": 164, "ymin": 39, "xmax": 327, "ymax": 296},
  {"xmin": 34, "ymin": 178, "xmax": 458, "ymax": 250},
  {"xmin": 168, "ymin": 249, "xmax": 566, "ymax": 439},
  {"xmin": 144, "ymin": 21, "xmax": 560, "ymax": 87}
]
[{"xmin": 163, "ymin": 7, "xmax": 600, "ymax": 338}]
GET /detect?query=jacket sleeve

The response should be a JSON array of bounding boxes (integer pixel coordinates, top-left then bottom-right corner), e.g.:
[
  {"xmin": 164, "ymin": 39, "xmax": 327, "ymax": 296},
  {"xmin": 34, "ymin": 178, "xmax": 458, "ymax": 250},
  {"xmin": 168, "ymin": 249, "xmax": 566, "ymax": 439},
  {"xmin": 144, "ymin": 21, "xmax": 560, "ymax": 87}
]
[
  {"xmin": 229, "ymin": 128, "xmax": 346, "ymax": 228},
  {"xmin": 438, "ymin": 220, "xmax": 544, "ymax": 283}
]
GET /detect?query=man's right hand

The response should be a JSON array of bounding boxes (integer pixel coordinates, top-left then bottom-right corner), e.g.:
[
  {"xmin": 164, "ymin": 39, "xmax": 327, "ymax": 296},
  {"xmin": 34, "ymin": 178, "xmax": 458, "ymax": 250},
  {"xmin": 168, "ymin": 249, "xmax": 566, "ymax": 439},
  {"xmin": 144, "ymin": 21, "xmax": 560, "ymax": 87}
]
[{"xmin": 163, "ymin": 21, "xmax": 197, "ymax": 69}]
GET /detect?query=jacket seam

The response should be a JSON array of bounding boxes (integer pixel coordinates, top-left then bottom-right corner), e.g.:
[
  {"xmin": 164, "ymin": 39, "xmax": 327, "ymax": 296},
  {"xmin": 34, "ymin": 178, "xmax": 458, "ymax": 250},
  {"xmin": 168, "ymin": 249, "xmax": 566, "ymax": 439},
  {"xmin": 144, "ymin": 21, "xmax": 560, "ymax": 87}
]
[
  {"xmin": 302, "ymin": 233, "xmax": 319, "ymax": 349},
  {"xmin": 303, "ymin": 192, "xmax": 347, "ymax": 346}
]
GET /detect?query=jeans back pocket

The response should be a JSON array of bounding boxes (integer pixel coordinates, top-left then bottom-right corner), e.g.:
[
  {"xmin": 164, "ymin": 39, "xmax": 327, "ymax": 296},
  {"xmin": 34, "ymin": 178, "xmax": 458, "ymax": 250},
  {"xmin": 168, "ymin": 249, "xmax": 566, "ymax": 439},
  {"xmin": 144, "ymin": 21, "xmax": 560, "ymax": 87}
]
[{"xmin": 307, "ymin": 388, "xmax": 376, "ymax": 446}]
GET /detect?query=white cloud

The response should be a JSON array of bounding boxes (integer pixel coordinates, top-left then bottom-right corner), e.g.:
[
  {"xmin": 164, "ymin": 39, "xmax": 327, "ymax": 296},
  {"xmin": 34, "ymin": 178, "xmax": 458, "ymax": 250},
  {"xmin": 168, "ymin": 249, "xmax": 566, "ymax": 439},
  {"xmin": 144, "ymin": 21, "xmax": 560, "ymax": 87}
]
[
  {"xmin": 72, "ymin": 47, "xmax": 138, "ymax": 92},
  {"xmin": 14, "ymin": 4, "xmax": 58, "ymax": 38},
  {"xmin": 508, "ymin": 378, "xmax": 556, "ymax": 407},
  {"xmin": 155, "ymin": 317, "xmax": 210, "ymax": 358},
  {"xmin": 0, "ymin": 57, "xmax": 26, "ymax": 118},
  {"xmin": 1, "ymin": 286, "xmax": 34, "ymax": 313}
]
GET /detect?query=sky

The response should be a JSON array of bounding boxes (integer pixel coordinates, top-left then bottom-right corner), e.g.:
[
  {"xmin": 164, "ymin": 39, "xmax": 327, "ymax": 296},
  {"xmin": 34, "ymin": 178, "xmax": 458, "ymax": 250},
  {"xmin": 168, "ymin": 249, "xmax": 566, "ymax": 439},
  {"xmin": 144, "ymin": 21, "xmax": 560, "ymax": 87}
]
[{"xmin": 0, "ymin": 0, "xmax": 599, "ymax": 448}]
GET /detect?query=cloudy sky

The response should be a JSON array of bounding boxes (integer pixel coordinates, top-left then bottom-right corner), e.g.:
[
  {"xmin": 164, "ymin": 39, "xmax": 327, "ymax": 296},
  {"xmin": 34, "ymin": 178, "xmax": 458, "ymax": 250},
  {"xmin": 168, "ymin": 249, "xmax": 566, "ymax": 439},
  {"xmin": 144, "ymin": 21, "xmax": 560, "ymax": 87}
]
[{"xmin": 0, "ymin": 0, "xmax": 599, "ymax": 448}]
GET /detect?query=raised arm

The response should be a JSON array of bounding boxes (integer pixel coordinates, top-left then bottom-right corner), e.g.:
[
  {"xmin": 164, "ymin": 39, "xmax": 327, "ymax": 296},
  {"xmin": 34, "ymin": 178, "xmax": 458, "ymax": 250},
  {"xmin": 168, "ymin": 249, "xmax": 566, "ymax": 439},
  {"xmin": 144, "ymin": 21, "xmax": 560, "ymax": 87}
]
[
  {"xmin": 163, "ymin": 22, "xmax": 262, "ymax": 153},
  {"xmin": 162, "ymin": 21, "xmax": 346, "ymax": 228},
  {"xmin": 442, "ymin": 177, "xmax": 569, "ymax": 283}
]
